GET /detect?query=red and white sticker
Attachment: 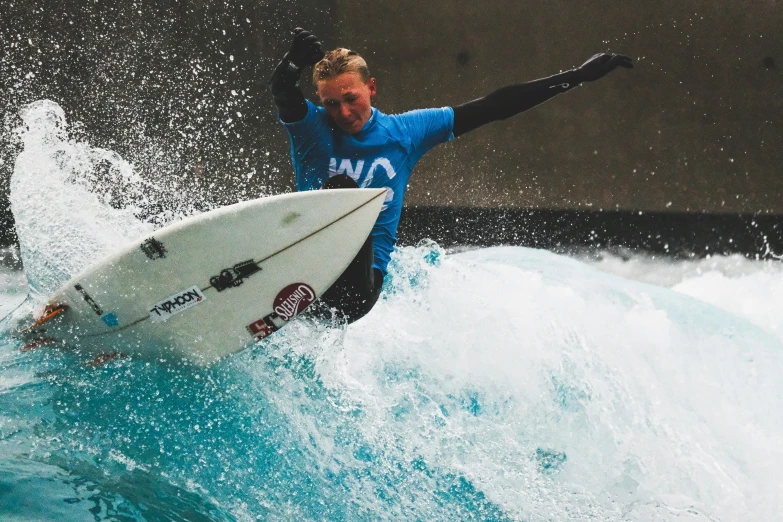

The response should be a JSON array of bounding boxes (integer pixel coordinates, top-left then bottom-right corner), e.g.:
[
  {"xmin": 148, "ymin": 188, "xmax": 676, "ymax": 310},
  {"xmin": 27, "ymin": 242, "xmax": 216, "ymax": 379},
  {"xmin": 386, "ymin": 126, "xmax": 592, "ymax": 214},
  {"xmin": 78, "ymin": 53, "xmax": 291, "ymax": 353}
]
[
  {"xmin": 247, "ymin": 312, "xmax": 287, "ymax": 341},
  {"xmin": 247, "ymin": 317, "xmax": 274, "ymax": 340},
  {"xmin": 273, "ymin": 283, "xmax": 316, "ymax": 321}
]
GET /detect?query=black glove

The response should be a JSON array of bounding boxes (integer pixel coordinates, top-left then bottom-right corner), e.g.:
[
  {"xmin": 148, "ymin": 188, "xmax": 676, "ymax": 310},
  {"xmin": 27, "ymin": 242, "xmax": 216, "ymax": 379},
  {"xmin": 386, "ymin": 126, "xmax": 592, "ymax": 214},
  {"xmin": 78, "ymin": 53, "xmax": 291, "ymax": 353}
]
[
  {"xmin": 284, "ymin": 28, "xmax": 325, "ymax": 70},
  {"xmin": 576, "ymin": 53, "xmax": 633, "ymax": 82}
]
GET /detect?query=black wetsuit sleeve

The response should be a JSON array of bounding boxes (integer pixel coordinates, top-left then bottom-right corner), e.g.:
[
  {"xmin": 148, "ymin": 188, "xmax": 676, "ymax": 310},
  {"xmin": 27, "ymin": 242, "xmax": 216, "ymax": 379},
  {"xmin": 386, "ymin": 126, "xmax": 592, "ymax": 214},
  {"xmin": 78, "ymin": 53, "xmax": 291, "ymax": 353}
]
[
  {"xmin": 452, "ymin": 69, "xmax": 583, "ymax": 137},
  {"xmin": 268, "ymin": 57, "xmax": 308, "ymax": 123}
]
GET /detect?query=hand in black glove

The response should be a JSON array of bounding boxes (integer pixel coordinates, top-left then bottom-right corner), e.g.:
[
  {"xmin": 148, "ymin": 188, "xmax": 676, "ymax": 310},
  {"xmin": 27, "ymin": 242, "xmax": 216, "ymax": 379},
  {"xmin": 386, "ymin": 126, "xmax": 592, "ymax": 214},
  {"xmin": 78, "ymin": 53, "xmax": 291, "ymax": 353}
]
[
  {"xmin": 285, "ymin": 27, "xmax": 325, "ymax": 70},
  {"xmin": 576, "ymin": 53, "xmax": 633, "ymax": 82}
]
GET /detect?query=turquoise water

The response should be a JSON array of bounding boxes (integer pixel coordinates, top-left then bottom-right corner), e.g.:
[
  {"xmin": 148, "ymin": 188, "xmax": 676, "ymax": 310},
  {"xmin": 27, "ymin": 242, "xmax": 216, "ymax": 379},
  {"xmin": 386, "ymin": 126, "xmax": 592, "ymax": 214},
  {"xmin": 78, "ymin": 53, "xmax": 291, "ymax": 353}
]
[{"xmin": 2, "ymin": 100, "xmax": 783, "ymax": 520}]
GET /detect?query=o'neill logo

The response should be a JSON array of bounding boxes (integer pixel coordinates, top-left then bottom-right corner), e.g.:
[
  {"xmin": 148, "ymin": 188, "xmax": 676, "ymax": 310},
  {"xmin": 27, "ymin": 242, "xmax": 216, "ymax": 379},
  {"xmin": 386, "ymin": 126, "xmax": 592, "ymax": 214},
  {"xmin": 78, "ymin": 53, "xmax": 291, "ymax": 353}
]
[
  {"xmin": 273, "ymin": 283, "xmax": 316, "ymax": 321},
  {"xmin": 149, "ymin": 285, "xmax": 206, "ymax": 323}
]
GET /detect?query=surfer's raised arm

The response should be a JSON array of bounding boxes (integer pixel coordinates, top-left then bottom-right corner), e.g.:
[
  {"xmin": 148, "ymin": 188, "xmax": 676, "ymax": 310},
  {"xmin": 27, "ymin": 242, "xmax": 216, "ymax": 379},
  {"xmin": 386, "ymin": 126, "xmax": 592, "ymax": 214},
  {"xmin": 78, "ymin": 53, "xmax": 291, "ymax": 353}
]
[
  {"xmin": 269, "ymin": 28, "xmax": 325, "ymax": 123},
  {"xmin": 452, "ymin": 53, "xmax": 633, "ymax": 137}
]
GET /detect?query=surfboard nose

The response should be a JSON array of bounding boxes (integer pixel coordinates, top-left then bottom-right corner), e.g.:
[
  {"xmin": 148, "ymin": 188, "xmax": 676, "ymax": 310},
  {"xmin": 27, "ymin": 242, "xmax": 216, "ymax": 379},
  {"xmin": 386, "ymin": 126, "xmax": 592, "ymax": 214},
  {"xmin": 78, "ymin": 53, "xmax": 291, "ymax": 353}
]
[{"xmin": 306, "ymin": 187, "xmax": 386, "ymax": 221}]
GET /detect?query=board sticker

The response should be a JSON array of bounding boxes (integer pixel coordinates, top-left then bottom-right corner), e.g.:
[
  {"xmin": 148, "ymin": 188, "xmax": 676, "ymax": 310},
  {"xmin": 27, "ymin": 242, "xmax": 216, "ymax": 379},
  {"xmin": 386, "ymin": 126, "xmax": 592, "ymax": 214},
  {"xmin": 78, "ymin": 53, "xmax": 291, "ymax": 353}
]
[
  {"xmin": 247, "ymin": 312, "xmax": 286, "ymax": 341},
  {"xmin": 210, "ymin": 259, "xmax": 261, "ymax": 291},
  {"xmin": 101, "ymin": 313, "xmax": 119, "ymax": 327},
  {"xmin": 74, "ymin": 284, "xmax": 103, "ymax": 316},
  {"xmin": 247, "ymin": 318, "xmax": 273, "ymax": 340},
  {"xmin": 149, "ymin": 286, "xmax": 206, "ymax": 323},
  {"xmin": 273, "ymin": 283, "xmax": 316, "ymax": 321},
  {"xmin": 140, "ymin": 237, "xmax": 167, "ymax": 260}
]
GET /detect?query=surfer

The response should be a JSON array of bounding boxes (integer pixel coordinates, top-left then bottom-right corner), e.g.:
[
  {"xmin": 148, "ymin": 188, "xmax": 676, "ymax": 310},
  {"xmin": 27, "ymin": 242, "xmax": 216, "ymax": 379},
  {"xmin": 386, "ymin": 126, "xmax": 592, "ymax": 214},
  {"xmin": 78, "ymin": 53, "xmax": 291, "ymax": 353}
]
[{"xmin": 270, "ymin": 28, "xmax": 632, "ymax": 323}]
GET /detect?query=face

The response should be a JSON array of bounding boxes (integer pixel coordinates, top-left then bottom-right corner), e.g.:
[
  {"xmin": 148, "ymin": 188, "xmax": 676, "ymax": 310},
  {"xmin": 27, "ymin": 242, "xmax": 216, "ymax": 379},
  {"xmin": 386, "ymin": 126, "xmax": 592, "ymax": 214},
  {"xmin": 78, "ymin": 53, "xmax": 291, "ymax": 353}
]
[{"xmin": 316, "ymin": 72, "xmax": 377, "ymax": 134}]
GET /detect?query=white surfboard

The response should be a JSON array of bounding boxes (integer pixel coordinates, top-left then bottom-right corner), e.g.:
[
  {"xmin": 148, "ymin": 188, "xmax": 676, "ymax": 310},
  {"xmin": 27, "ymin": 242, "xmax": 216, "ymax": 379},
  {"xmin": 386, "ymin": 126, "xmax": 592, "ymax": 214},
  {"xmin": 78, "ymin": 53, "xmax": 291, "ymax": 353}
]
[{"xmin": 20, "ymin": 188, "xmax": 386, "ymax": 365}]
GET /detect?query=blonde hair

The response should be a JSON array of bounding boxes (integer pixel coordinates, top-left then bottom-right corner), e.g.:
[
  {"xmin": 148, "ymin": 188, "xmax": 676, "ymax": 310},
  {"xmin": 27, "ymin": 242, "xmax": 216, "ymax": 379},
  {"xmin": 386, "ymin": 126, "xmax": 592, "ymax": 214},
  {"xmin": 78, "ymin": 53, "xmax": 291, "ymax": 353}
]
[{"xmin": 312, "ymin": 48, "xmax": 371, "ymax": 85}]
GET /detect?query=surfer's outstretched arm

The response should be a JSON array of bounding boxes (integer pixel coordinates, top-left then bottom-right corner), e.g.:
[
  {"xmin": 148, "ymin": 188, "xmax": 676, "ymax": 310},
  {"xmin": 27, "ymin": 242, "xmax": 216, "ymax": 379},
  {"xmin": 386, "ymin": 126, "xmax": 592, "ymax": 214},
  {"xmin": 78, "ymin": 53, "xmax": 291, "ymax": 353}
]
[
  {"xmin": 269, "ymin": 28, "xmax": 325, "ymax": 123},
  {"xmin": 452, "ymin": 53, "xmax": 633, "ymax": 137}
]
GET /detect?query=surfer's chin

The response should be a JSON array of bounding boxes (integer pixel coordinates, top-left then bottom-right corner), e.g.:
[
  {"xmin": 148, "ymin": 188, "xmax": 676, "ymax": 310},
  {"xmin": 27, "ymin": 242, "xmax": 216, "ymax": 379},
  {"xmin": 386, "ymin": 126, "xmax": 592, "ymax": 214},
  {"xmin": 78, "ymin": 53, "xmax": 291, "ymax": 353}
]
[{"xmin": 339, "ymin": 121, "xmax": 362, "ymax": 134}]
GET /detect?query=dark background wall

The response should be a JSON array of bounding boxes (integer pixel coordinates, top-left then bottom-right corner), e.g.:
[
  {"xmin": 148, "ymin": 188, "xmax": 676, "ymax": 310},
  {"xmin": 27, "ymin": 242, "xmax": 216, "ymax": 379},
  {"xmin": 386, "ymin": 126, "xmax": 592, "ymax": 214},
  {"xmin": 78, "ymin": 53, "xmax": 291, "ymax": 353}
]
[
  {"xmin": 1, "ymin": 1, "xmax": 782, "ymax": 246},
  {"xmin": 333, "ymin": 1, "xmax": 783, "ymax": 213}
]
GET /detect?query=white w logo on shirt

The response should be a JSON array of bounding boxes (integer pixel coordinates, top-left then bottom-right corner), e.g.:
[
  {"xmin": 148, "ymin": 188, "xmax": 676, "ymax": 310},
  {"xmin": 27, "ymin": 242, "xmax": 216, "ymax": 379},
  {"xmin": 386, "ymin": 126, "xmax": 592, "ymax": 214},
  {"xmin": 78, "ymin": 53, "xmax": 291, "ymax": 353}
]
[
  {"xmin": 329, "ymin": 157, "xmax": 397, "ymax": 186},
  {"xmin": 329, "ymin": 157, "xmax": 397, "ymax": 210},
  {"xmin": 329, "ymin": 158, "xmax": 365, "ymax": 180}
]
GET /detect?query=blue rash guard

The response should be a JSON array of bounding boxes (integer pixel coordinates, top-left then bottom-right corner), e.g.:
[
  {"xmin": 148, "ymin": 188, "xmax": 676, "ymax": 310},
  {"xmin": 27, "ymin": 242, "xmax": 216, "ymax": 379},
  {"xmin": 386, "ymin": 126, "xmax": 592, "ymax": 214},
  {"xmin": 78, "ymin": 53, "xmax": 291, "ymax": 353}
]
[{"xmin": 281, "ymin": 99, "xmax": 454, "ymax": 275}]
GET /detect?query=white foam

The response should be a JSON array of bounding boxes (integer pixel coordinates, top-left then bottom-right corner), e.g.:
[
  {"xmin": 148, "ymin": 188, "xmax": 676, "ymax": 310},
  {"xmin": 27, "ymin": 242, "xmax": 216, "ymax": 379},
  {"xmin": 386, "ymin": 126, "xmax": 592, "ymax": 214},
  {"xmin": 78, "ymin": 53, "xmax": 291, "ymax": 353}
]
[
  {"xmin": 580, "ymin": 250, "xmax": 783, "ymax": 341},
  {"xmin": 10, "ymin": 100, "xmax": 154, "ymax": 297},
  {"xmin": 268, "ymin": 245, "xmax": 783, "ymax": 520}
]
